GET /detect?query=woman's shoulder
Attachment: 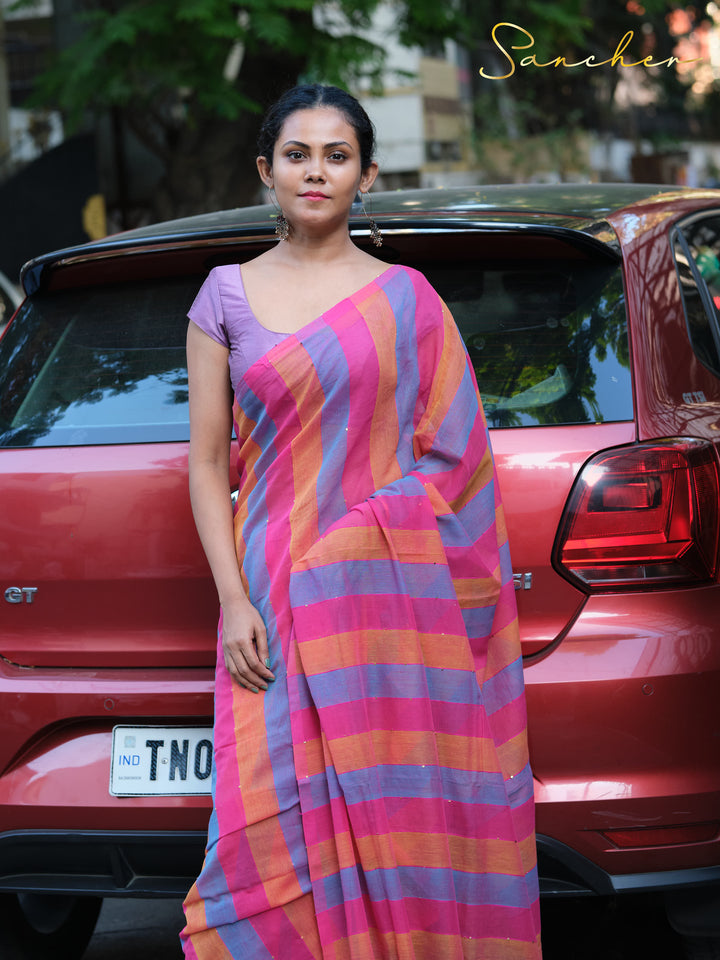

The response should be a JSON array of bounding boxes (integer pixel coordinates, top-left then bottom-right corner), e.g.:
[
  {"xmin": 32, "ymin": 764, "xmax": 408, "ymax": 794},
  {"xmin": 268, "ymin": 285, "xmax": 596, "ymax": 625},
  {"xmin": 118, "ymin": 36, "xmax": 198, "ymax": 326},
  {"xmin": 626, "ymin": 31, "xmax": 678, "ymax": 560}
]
[
  {"xmin": 204, "ymin": 263, "xmax": 243, "ymax": 290},
  {"xmin": 393, "ymin": 263, "xmax": 430, "ymax": 284},
  {"xmin": 390, "ymin": 264, "xmax": 442, "ymax": 303}
]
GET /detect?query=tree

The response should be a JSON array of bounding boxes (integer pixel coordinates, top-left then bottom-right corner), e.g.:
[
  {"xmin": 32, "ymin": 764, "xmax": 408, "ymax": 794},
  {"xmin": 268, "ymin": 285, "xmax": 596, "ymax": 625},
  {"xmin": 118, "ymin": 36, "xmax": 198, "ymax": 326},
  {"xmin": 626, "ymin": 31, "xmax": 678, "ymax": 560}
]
[
  {"xmin": 22, "ymin": 0, "xmax": 463, "ymax": 222},
  {"xmin": 464, "ymin": 0, "xmax": 709, "ymax": 150}
]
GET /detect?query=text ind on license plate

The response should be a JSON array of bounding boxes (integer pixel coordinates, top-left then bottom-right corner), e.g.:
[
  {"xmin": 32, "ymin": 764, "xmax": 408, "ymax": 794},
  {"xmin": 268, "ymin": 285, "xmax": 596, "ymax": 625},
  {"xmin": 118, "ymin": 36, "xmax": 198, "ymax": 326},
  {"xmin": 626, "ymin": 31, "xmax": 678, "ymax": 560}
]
[{"xmin": 110, "ymin": 725, "xmax": 214, "ymax": 796}]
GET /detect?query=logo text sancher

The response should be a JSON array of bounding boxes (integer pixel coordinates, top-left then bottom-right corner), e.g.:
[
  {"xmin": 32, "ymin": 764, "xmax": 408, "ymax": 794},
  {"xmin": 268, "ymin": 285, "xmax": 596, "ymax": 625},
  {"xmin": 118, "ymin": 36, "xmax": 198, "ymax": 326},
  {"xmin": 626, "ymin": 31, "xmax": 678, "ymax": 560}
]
[{"xmin": 479, "ymin": 22, "xmax": 703, "ymax": 80}]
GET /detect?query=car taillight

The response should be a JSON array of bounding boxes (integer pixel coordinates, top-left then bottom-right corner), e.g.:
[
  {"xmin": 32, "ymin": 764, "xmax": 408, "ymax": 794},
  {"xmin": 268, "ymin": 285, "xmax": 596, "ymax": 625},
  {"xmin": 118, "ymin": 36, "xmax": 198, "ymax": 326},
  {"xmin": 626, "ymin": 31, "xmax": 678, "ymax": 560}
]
[{"xmin": 554, "ymin": 440, "xmax": 720, "ymax": 590}]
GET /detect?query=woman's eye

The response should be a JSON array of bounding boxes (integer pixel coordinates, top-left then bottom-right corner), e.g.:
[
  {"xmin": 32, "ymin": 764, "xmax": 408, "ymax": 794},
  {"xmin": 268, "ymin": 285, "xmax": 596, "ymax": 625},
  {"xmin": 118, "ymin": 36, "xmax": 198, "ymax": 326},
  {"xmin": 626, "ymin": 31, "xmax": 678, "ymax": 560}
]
[
  {"xmin": 287, "ymin": 150, "xmax": 305, "ymax": 160},
  {"xmin": 329, "ymin": 152, "xmax": 347, "ymax": 161}
]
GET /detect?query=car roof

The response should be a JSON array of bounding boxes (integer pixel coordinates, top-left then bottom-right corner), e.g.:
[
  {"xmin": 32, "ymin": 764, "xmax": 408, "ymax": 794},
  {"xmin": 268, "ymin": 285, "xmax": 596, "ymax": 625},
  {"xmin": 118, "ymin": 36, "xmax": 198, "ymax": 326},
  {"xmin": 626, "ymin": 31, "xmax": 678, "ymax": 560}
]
[{"xmin": 20, "ymin": 182, "xmax": 720, "ymax": 294}]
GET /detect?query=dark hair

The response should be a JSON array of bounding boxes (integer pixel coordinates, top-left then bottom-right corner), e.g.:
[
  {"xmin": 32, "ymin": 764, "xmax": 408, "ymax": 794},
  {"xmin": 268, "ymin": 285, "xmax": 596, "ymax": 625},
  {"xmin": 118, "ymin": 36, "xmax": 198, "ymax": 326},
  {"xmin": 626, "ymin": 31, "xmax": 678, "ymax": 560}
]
[{"xmin": 257, "ymin": 84, "xmax": 376, "ymax": 171}]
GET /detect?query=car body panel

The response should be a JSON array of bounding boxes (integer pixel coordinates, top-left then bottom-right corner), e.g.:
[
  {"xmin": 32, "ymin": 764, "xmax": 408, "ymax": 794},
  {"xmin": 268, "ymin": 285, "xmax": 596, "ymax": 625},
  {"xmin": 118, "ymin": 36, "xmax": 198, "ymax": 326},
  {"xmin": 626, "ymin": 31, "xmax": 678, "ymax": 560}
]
[
  {"xmin": 0, "ymin": 444, "xmax": 218, "ymax": 669},
  {"xmin": 489, "ymin": 422, "xmax": 637, "ymax": 656},
  {"xmin": 528, "ymin": 584, "xmax": 720, "ymax": 875},
  {"xmin": 607, "ymin": 195, "xmax": 720, "ymax": 440}
]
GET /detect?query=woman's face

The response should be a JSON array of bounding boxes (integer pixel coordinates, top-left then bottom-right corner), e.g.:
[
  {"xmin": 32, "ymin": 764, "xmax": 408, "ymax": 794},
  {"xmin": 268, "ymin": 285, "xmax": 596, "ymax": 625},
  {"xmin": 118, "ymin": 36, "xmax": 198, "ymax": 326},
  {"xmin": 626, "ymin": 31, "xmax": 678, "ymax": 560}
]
[{"xmin": 257, "ymin": 106, "xmax": 377, "ymax": 236}]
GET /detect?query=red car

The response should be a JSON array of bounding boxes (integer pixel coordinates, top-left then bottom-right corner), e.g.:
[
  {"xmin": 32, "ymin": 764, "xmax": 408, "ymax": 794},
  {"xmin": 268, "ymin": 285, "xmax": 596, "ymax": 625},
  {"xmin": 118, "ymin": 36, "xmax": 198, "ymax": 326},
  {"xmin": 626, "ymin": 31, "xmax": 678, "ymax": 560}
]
[{"xmin": 1, "ymin": 184, "xmax": 719, "ymax": 958}]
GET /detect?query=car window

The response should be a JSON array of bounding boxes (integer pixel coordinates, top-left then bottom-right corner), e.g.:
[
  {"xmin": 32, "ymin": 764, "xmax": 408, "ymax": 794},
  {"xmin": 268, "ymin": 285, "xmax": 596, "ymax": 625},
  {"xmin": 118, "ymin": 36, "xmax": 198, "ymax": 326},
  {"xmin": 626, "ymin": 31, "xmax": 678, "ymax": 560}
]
[
  {"xmin": 0, "ymin": 278, "xmax": 196, "ymax": 447},
  {"xmin": 427, "ymin": 258, "xmax": 632, "ymax": 427},
  {"xmin": 673, "ymin": 214, "xmax": 720, "ymax": 377}
]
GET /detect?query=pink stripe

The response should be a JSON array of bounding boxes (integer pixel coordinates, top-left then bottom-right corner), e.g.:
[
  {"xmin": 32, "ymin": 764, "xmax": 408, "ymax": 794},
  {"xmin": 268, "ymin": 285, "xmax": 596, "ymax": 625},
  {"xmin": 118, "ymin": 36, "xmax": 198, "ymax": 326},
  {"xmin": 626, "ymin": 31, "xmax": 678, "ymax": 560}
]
[
  {"xmin": 337, "ymin": 306, "xmax": 381, "ymax": 508},
  {"xmin": 303, "ymin": 794, "xmax": 534, "ymax": 846},
  {"xmin": 310, "ymin": 698, "xmax": 484, "ymax": 739},
  {"xmin": 292, "ymin": 595, "xmax": 467, "ymax": 640}
]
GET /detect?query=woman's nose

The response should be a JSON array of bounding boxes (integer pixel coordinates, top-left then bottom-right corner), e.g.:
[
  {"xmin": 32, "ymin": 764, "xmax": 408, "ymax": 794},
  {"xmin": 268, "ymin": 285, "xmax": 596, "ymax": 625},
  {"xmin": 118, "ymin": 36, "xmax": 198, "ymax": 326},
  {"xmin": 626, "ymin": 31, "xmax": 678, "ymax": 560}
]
[{"xmin": 305, "ymin": 158, "xmax": 325, "ymax": 181}]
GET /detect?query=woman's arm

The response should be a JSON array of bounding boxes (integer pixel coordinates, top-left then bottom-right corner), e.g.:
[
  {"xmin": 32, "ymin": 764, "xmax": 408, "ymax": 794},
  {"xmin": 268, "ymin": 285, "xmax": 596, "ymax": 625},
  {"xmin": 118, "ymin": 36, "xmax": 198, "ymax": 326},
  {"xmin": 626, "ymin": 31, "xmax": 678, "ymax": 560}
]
[{"xmin": 187, "ymin": 320, "xmax": 275, "ymax": 692}]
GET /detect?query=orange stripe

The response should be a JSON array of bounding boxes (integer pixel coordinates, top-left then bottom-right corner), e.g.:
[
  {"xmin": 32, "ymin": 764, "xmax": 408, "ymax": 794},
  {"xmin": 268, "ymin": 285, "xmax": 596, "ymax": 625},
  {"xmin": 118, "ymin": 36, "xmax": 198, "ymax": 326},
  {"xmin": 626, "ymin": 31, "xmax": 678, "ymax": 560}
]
[
  {"xmin": 483, "ymin": 620, "xmax": 522, "ymax": 680},
  {"xmin": 446, "ymin": 933, "xmax": 541, "ymax": 960},
  {"xmin": 413, "ymin": 305, "xmax": 466, "ymax": 456},
  {"xmin": 292, "ymin": 527, "xmax": 448, "ymax": 568},
  {"xmin": 281, "ymin": 893, "xmax": 323, "ymax": 957},
  {"xmin": 230, "ymin": 682, "xmax": 278, "ymax": 824},
  {"xmin": 495, "ymin": 499, "xmax": 509, "ymax": 545},
  {"xmin": 181, "ymin": 881, "xmax": 210, "ymax": 939},
  {"xmin": 338, "ymin": 930, "xmax": 541, "ymax": 960},
  {"xmin": 299, "ymin": 730, "xmax": 502, "ymax": 779},
  {"xmin": 348, "ymin": 929, "xmax": 413, "ymax": 959},
  {"xmin": 359, "ymin": 291, "xmax": 403, "ymax": 492},
  {"xmin": 228, "ymin": 684, "xmax": 307, "ymax": 909},
  {"xmin": 231, "ymin": 407, "xmax": 261, "ymax": 567},
  {"xmin": 308, "ymin": 828, "xmax": 365, "ymax": 878},
  {"xmin": 308, "ymin": 831, "xmax": 536, "ymax": 878},
  {"xmin": 271, "ymin": 348, "xmax": 324, "ymax": 564},
  {"xmin": 453, "ymin": 573, "xmax": 501, "ymax": 609},
  {"xmin": 497, "ymin": 729, "xmax": 531, "ymax": 780},
  {"xmin": 449, "ymin": 439, "xmax": 494, "ymax": 514},
  {"xmin": 186, "ymin": 925, "xmax": 234, "ymax": 958},
  {"xmin": 243, "ymin": 816, "xmax": 308, "ymax": 908},
  {"xmin": 297, "ymin": 629, "xmax": 475, "ymax": 673}
]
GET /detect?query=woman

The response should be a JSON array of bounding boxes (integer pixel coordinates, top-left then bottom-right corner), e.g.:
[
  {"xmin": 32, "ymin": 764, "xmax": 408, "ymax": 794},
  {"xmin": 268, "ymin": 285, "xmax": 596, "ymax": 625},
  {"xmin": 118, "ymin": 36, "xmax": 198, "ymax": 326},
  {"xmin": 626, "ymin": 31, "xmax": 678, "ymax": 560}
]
[{"xmin": 181, "ymin": 84, "xmax": 541, "ymax": 960}]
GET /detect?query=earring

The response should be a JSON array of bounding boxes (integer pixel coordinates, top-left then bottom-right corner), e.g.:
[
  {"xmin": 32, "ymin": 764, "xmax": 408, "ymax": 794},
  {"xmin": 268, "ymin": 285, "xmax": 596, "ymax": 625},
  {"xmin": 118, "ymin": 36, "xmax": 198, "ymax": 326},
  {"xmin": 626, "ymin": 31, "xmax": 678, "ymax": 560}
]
[
  {"xmin": 361, "ymin": 191, "xmax": 383, "ymax": 248},
  {"xmin": 268, "ymin": 187, "xmax": 290, "ymax": 241},
  {"xmin": 275, "ymin": 212, "xmax": 290, "ymax": 242}
]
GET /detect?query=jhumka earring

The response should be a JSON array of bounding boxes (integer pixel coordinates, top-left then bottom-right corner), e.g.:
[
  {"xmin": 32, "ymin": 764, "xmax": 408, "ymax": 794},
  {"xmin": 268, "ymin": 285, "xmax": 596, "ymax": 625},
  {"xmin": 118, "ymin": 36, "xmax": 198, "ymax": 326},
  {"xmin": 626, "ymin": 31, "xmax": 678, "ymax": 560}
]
[
  {"xmin": 269, "ymin": 187, "xmax": 291, "ymax": 241},
  {"xmin": 274, "ymin": 212, "xmax": 290, "ymax": 242},
  {"xmin": 361, "ymin": 191, "xmax": 383, "ymax": 247}
]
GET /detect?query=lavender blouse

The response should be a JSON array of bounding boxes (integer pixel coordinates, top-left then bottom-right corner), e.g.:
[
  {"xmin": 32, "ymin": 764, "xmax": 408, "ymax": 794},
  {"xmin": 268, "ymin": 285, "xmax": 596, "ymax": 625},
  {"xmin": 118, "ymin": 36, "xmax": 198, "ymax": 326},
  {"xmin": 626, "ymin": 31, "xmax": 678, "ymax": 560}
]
[{"xmin": 188, "ymin": 264, "xmax": 289, "ymax": 394}]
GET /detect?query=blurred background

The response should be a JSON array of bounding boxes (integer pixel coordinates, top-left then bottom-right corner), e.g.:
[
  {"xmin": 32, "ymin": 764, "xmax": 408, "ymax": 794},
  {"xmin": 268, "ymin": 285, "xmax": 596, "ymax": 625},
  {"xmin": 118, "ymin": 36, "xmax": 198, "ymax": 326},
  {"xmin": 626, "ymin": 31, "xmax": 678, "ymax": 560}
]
[{"xmin": 2, "ymin": 0, "xmax": 720, "ymax": 282}]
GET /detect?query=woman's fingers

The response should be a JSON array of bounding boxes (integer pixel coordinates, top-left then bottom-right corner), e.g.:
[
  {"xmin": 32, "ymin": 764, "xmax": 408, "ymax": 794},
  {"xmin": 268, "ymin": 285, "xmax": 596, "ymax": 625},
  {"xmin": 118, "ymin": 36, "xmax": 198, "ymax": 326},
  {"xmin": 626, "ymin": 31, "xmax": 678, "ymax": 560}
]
[
  {"xmin": 224, "ymin": 646, "xmax": 268, "ymax": 691},
  {"xmin": 222, "ymin": 602, "xmax": 275, "ymax": 691}
]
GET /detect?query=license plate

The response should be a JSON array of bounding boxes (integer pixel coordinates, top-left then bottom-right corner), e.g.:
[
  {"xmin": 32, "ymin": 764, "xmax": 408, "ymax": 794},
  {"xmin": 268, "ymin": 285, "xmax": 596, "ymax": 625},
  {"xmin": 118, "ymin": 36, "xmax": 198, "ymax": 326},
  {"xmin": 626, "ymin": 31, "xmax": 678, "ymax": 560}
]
[{"xmin": 110, "ymin": 725, "xmax": 213, "ymax": 797}]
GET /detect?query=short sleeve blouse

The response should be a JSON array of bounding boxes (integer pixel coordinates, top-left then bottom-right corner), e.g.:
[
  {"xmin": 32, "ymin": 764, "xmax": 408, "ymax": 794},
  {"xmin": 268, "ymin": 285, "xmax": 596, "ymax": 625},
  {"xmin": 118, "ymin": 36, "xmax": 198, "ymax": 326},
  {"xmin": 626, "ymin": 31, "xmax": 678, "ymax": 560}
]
[{"xmin": 188, "ymin": 264, "xmax": 288, "ymax": 394}]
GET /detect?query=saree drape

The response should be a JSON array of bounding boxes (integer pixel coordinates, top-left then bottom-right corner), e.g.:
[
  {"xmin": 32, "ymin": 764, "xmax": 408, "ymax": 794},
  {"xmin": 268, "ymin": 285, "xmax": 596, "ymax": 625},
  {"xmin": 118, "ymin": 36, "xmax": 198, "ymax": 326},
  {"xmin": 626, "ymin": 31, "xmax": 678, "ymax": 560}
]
[{"xmin": 181, "ymin": 263, "xmax": 541, "ymax": 959}]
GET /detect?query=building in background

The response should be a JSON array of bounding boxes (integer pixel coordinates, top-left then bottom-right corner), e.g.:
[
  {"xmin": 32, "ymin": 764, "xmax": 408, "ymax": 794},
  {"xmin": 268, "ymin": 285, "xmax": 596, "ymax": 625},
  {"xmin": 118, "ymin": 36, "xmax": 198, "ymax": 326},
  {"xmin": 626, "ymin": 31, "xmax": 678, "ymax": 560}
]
[
  {"xmin": 1, "ymin": 0, "xmax": 63, "ymax": 174},
  {"xmin": 0, "ymin": 0, "xmax": 106, "ymax": 281},
  {"xmin": 322, "ymin": 2, "xmax": 476, "ymax": 190}
]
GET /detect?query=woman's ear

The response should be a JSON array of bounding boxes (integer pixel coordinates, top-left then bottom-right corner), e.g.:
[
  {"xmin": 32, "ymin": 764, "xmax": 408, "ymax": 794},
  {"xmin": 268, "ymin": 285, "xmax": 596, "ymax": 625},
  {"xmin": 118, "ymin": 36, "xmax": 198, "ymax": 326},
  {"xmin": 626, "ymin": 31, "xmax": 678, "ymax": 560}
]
[
  {"xmin": 359, "ymin": 161, "xmax": 379, "ymax": 194},
  {"xmin": 256, "ymin": 155, "xmax": 273, "ymax": 188}
]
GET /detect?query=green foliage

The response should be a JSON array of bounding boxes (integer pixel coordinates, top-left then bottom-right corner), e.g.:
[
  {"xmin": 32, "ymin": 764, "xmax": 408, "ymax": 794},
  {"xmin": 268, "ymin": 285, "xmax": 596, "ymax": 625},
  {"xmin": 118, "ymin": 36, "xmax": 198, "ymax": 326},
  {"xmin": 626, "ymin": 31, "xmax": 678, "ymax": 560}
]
[
  {"xmin": 28, "ymin": 0, "xmax": 267, "ymax": 128},
  {"xmin": 20, "ymin": 0, "xmax": 440, "ymax": 130}
]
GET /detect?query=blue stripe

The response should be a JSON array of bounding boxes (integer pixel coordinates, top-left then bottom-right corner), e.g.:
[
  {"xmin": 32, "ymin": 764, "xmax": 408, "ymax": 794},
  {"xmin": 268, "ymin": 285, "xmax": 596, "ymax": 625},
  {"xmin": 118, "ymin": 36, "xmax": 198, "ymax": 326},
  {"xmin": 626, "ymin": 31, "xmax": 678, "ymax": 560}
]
[
  {"xmin": 386, "ymin": 270, "xmax": 422, "ymax": 477},
  {"xmin": 302, "ymin": 763, "xmax": 513, "ymax": 807},
  {"xmin": 454, "ymin": 477, "xmax": 496, "ymax": 540},
  {"xmin": 291, "ymin": 558, "xmax": 457, "ymax": 604},
  {"xmin": 482, "ymin": 656, "xmax": 527, "ymax": 717},
  {"xmin": 421, "ymin": 363, "xmax": 478, "ymax": 468},
  {"xmin": 301, "ymin": 663, "xmax": 482, "ymax": 707},
  {"xmin": 461, "ymin": 604, "xmax": 497, "ymax": 641},
  {"xmin": 314, "ymin": 863, "xmax": 535, "ymax": 912},
  {"xmin": 299, "ymin": 323, "xmax": 351, "ymax": 535}
]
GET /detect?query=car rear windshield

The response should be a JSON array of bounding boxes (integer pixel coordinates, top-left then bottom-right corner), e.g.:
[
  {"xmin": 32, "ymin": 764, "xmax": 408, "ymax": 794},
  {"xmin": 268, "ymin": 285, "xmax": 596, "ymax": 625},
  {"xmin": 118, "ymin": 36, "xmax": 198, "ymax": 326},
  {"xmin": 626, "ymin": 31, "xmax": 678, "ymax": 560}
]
[
  {"xmin": 0, "ymin": 278, "xmax": 196, "ymax": 447},
  {"xmin": 0, "ymin": 249, "xmax": 631, "ymax": 448},
  {"xmin": 428, "ymin": 257, "xmax": 632, "ymax": 428}
]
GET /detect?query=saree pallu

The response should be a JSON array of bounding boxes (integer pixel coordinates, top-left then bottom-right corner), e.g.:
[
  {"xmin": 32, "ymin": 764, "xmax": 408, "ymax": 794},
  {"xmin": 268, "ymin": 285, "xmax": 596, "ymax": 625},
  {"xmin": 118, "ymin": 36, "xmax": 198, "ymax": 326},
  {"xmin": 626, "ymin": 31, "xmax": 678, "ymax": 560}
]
[{"xmin": 181, "ymin": 264, "xmax": 541, "ymax": 960}]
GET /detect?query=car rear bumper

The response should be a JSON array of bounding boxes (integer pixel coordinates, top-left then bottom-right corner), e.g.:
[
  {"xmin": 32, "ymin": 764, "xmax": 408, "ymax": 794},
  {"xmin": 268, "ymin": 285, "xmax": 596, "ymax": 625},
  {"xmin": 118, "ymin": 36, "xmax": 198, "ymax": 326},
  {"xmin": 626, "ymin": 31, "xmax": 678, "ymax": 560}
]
[
  {"xmin": 538, "ymin": 834, "xmax": 720, "ymax": 897},
  {"xmin": 1, "ymin": 828, "xmax": 718, "ymax": 902},
  {"xmin": 0, "ymin": 829, "xmax": 207, "ymax": 898}
]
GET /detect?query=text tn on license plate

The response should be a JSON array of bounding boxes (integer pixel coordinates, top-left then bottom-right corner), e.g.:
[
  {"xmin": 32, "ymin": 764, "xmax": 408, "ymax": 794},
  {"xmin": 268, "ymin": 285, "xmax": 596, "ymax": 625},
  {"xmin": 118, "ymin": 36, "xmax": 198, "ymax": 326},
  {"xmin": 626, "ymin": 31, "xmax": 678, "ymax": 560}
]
[{"xmin": 110, "ymin": 725, "xmax": 213, "ymax": 797}]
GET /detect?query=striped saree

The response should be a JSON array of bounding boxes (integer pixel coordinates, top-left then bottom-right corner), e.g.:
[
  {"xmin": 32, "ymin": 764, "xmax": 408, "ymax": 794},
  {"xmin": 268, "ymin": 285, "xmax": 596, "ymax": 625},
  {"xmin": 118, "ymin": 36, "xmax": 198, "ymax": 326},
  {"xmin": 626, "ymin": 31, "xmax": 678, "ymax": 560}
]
[{"xmin": 181, "ymin": 264, "xmax": 541, "ymax": 959}]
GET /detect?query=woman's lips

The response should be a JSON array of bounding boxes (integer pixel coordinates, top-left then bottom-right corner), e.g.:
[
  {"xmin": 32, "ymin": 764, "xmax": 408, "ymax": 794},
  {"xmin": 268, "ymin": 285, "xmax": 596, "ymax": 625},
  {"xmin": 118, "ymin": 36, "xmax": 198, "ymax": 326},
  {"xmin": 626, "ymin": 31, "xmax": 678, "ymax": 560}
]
[{"xmin": 300, "ymin": 192, "xmax": 329, "ymax": 199}]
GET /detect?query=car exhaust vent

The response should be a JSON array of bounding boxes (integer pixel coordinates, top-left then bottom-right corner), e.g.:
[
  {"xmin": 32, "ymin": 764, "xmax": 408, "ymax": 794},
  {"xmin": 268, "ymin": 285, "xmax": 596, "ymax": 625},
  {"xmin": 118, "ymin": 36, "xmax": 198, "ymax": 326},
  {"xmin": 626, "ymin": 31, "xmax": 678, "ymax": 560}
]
[{"xmin": 554, "ymin": 440, "xmax": 720, "ymax": 590}]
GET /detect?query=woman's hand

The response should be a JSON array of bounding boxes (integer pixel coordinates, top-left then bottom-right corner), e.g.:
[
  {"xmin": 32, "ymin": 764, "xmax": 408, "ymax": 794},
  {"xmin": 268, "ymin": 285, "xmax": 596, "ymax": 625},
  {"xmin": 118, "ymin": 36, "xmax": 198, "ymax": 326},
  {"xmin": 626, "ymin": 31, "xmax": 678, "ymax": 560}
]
[{"xmin": 221, "ymin": 595, "xmax": 276, "ymax": 692}]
